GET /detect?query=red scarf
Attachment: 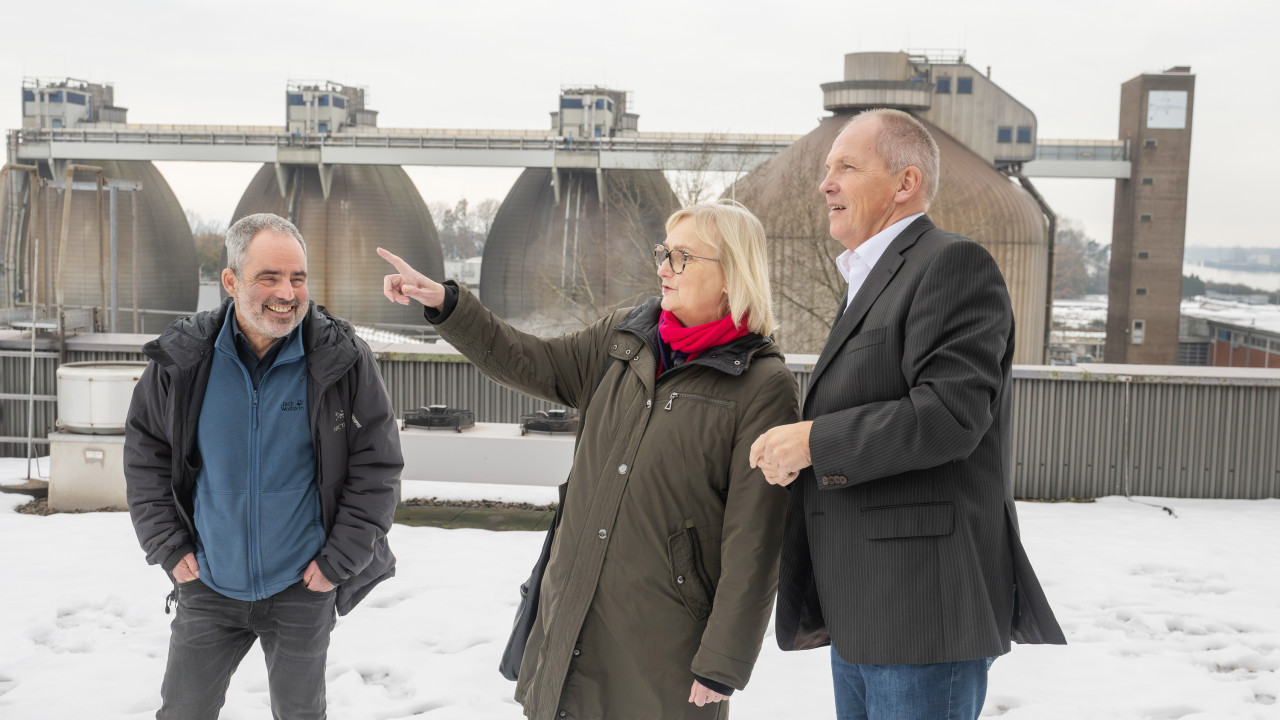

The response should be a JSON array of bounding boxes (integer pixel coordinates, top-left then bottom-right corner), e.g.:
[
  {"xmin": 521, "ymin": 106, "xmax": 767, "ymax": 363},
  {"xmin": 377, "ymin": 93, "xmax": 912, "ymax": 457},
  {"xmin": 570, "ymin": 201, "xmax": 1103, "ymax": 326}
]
[{"xmin": 658, "ymin": 310, "xmax": 750, "ymax": 361}]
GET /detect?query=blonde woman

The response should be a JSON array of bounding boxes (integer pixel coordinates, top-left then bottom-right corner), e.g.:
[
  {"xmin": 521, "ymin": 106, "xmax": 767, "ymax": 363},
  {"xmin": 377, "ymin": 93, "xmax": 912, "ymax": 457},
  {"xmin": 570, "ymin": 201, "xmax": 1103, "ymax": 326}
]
[{"xmin": 379, "ymin": 200, "xmax": 798, "ymax": 719}]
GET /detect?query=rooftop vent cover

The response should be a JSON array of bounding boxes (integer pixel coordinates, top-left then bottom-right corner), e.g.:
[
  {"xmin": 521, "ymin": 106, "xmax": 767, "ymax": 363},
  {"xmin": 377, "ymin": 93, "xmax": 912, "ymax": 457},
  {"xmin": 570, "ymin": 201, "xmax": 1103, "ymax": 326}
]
[
  {"xmin": 520, "ymin": 408, "xmax": 579, "ymax": 436},
  {"xmin": 404, "ymin": 405, "xmax": 476, "ymax": 432}
]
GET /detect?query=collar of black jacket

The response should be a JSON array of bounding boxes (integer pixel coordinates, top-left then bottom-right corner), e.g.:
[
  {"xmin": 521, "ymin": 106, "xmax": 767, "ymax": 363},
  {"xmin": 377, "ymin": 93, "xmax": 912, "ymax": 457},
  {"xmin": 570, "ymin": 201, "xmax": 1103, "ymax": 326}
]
[
  {"xmin": 612, "ymin": 297, "xmax": 780, "ymax": 377},
  {"xmin": 142, "ymin": 297, "xmax": 359, "ymax": 380}
]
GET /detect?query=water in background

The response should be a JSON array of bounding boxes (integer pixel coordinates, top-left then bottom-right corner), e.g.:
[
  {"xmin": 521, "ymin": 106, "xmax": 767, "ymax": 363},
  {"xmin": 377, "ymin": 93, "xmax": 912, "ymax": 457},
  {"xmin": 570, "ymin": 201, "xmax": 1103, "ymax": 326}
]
[{"xmin": 1184, "ymin": 263, "xmax": 1280, "ymax": 293}]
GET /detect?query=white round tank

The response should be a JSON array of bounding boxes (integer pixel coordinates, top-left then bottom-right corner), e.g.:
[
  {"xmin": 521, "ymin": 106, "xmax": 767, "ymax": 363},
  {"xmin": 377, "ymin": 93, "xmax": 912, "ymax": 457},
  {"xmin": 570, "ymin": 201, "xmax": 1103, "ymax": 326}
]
[{"xmin": 55, "ymin": 362, "xmax": 148, "ymax": 435}]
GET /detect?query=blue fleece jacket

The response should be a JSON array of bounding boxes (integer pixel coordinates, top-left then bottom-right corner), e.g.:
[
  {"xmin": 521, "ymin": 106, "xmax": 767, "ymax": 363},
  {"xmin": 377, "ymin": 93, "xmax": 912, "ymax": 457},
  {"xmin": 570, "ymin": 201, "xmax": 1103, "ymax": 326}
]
[{"xmin": 193, "ymin": 306, "xmax": 323, "ymax": 601}]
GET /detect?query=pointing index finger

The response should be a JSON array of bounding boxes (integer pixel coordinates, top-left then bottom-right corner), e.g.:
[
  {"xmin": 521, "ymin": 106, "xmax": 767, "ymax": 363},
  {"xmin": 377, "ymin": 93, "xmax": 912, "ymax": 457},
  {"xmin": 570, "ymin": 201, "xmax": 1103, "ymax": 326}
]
[{"xmin": 376, "ymin": 246, "xmax": 411, "ymax": 274}]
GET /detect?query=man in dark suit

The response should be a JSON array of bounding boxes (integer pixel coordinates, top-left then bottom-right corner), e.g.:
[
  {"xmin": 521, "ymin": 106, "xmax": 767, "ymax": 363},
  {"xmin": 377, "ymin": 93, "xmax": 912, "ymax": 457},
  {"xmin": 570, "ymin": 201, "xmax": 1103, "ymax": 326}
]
[{"xmin": 750, "ymin": 108, "xmax": 1065, "ymax": 720}]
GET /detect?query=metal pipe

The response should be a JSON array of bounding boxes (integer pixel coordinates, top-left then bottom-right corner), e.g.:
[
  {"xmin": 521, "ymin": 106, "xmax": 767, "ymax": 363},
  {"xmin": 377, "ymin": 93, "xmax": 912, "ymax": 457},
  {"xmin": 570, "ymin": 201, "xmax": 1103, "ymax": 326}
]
[
  {"xmin": 1008, "ymin": 168, "xmax": 1056, "ymax": 366},
  {"xmin": 26, "ymin": 237, "xmax": 38, "ymax": 480},
  {"xmin": 109, "ymin": 185, "xmax": 118, "ymax": 332},
  {"xmin": 0, "ymin": 164, "xmax": 39, "ymax": 307},
  {"xmin": 97, "ymin": 175, "xmax": 106, "ymax": 329},
  {"xmin": 131, "ymin": 191, "xmax": 139, "ymax": 333}
]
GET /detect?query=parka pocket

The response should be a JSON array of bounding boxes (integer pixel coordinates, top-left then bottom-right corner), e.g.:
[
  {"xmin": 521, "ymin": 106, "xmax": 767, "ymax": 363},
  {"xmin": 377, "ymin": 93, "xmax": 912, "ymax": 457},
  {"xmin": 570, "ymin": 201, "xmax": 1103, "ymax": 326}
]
[{"xmin": 667, "ymin": 526, "xmax": 717, "ymax": 622}]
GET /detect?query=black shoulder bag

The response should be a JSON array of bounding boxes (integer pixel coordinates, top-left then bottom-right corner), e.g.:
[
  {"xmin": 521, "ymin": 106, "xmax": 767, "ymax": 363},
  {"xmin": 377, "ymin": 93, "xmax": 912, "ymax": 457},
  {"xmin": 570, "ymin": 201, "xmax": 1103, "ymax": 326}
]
[{"xmin": 498, "ymin": 353, "xmax": 617, "ymax": 681}]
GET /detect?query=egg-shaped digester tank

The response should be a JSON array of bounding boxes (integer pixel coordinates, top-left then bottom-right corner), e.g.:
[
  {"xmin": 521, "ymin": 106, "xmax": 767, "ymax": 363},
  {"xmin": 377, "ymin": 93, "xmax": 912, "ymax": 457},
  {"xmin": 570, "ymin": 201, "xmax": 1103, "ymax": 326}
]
[
  {"xmin": 26, "ymin": 160, "xmax": 198, "ymax": 334},
  {"xmin": 730, "ymin": 113, "xmax": 1047, "ymax": 362},
  {"xmin": 230, "ymin": 163, "xmax": 444, "ymax": 327},
  {"xmin": 480, "ymin": 168, "xmax": 678, "ymax": 330}
]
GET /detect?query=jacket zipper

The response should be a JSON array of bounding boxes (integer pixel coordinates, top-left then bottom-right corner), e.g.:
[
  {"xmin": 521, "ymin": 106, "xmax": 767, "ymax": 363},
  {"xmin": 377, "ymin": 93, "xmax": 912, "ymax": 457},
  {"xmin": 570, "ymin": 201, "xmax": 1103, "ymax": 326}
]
[
  {"xmin": 249, "ymin": 382, "xmax": 263, "ymax": 598},
  {"xmin": 664, "ymin": 392, "xmax": 733, "ymax": 411}
]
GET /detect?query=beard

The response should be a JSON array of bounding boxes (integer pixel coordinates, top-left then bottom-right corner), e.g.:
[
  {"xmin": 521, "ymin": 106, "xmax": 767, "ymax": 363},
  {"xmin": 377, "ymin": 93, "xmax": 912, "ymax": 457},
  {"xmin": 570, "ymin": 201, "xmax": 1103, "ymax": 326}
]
[{"xmin": 232, "ymin": 284, "xmax": 305, "ymax": 342}]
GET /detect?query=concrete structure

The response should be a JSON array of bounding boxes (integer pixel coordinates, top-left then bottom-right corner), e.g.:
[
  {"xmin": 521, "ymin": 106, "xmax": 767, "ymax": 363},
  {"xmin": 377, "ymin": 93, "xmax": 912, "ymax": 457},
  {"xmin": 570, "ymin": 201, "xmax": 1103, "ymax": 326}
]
[
  {"xmin": 399, "ymin": 423, "xmax": 573, "ymax": 486},
  {"xmin": 21, "ymin": 77, "xmax": 127, "ymax": 129},
  {"xmin": 286, "ymin": 80, "xmax": 377, "ymax": 135},
  {"xmin": 1105, "ymin": 68, "xmax": 1196, "ymax": 364},
  {"xmin": 4, "ymin": 78, "xmax": 197, "ymax": 333},
  {"xmin": 735, "ymin": 51, "xmax": 1051, "ymax": 361},
  {"xmin": 823, "ymin": 51, "xmax": 1038, "ymax": 168},
  {"xmin": 481, "ymin": 88, "xmax": 678, "ymax": 329},
  {"xmin": 1175, "ymin": 296, "xmax": 1280, "ymax": 368},
  {"xmin": 231, "ymin": 162, "xmax": 445, "ymax": 329},
  {"xmin": 550, "ymin": 87, "xmax": 637, "ymax": 140}
]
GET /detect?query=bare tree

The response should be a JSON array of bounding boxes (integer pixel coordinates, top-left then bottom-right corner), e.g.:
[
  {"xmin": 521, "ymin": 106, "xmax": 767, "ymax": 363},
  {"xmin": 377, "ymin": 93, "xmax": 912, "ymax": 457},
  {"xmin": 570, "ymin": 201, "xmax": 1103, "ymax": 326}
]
[
  {"xmin": 527, "ymin": 170, "xmax": 677, "ymax": 333},
  {"xmin": 186, "ymin": 210, "xmax": 228, "ymax": 282}
]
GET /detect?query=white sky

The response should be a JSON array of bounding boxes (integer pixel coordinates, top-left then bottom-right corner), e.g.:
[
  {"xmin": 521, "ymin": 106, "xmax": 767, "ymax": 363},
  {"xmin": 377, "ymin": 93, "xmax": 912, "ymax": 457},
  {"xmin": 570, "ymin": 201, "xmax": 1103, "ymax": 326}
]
[{"xmin": 4, "ymin": 0, "xmax": 1274, "ymax": 248}]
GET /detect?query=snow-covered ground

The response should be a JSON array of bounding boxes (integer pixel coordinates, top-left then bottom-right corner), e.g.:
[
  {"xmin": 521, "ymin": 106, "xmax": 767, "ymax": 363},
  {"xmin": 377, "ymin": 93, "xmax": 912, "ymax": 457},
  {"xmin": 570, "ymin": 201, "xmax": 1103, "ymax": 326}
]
[{"xmin": 1, "ymin": 459, "xmax": 1277, "ymax": 719}]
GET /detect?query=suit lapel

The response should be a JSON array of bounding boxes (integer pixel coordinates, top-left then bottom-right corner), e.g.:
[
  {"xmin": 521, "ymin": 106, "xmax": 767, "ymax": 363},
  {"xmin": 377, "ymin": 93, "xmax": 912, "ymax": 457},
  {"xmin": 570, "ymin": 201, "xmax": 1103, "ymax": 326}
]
[{"xmin": 806, "ymin": 216, "xmax": 934, "ymax": 396}]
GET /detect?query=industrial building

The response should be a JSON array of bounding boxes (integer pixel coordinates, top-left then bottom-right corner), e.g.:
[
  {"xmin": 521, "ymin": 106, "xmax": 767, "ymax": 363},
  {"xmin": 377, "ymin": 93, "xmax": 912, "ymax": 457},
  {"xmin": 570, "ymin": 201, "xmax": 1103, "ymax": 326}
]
[
  {"xmin": 481, "ymin": 87, "xmax": 677, "ymax": 329},
  {"xmin": 4, "ymin": 78, "xmax": 197, "ymax": 334},
  {"xmin": 1105, "ymin": 68, "xmax": 1196, "ymax": 365},
  {"xmin": 730, "ymin": 51, "xmax": 1053, "ymax": 362},
  {"xmin": 227, "ymin": 81, "xmax": 445, "ymax": 329},
  {"xmin": 2, "ymin": 59, "xmax": 1196, "ymax": 361}
]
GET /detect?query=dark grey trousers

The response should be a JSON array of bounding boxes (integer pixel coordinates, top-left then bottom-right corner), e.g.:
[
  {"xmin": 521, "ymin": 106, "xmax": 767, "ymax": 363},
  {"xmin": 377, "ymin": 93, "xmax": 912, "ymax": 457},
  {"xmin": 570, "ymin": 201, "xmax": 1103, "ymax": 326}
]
[{"xmin": 158, "ymin": 579, "xmax": 337, "ymax": 720}]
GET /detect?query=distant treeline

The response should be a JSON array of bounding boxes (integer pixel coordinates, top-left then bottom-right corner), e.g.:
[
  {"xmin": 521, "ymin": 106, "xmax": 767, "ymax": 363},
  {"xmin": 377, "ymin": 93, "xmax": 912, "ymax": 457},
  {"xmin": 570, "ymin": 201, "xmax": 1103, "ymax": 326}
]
[{"xmin": 1182, "ymin": 274, "xmax": 1279, "ymax": 302}]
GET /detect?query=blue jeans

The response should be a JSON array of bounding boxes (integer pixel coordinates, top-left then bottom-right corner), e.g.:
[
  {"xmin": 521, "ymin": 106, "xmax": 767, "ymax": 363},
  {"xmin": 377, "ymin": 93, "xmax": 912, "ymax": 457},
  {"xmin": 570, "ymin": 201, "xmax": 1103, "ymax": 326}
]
[
  {"xmin": 830, "ymin": 647, "xmax": 995, "ymax": 720},
  {"xmin": 158, "ymin": 579, "xmax": 337, "ymax": 720}
]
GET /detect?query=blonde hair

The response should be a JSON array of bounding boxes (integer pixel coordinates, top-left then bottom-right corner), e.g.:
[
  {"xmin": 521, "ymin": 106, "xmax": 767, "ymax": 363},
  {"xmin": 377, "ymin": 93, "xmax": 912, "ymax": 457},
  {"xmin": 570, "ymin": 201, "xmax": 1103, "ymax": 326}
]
[{"xmin": 665, "ymin": 200, "xmax": 777, "ymax": 336}]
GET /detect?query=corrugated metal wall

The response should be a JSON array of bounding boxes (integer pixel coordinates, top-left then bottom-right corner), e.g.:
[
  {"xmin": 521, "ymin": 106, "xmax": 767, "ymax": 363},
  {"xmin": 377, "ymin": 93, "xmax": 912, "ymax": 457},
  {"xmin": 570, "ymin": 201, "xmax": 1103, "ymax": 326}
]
[
  {"xmin": 4, "ymin": 344, "xmax": 1277, "ymax": 499},
  {"xmin": 1010, "ymin": 369, "xmax": 1280, "ymax": 500}
]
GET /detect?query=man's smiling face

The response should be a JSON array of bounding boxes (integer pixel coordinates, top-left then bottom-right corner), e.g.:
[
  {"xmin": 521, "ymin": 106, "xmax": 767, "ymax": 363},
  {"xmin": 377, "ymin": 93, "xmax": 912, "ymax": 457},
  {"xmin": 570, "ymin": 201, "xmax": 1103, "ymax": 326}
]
[{"xmin": 221, "ymin": 229, "xmax": 308, "ymax": 354}]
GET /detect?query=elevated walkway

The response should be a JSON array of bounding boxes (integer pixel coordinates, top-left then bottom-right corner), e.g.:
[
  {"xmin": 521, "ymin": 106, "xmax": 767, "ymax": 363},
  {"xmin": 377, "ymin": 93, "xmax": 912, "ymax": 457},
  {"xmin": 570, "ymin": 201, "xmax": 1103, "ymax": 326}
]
[
  {"xmin": 9, "ymin": 125, "xmax": 799, "ymax": 172},
  {"xmin": 1021, "ymin": 139, "xmax": 1131, "ymax": 179}
]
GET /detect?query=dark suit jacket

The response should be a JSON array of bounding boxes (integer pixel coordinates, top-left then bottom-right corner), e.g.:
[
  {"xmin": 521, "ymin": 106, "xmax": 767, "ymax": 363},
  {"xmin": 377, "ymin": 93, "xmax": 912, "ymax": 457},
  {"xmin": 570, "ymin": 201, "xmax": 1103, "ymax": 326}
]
[{"xmin": 775, "ymin": 215, "xmax": 1066, "ymax": 664}]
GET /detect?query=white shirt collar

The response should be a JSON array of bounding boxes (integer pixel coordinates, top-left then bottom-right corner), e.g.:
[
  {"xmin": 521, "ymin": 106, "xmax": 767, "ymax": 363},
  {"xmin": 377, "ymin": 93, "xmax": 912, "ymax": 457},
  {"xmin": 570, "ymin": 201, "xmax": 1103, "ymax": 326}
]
[{"xmin": 835, "ymin": 213, "xmax": 924, "ymax": 307}]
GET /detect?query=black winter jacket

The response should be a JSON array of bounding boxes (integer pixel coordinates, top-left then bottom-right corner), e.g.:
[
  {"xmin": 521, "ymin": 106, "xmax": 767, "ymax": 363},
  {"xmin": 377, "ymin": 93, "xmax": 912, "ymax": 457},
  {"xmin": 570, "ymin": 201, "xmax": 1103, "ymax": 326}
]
[{"xmin": 124, "ymin": 298, "xmax": 402, "ymax": 615}]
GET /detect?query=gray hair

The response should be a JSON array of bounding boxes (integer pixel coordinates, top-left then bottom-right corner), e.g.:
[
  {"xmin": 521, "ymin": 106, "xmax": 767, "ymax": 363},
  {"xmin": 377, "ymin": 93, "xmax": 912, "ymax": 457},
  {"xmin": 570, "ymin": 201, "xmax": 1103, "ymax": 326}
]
[
  {"xmin": 844, "ymin": 108, "xmax": 940, "ymax": 208},
  {"xmin": 225, "ymin": 213, "xmax": 307, "ymax": 274}
]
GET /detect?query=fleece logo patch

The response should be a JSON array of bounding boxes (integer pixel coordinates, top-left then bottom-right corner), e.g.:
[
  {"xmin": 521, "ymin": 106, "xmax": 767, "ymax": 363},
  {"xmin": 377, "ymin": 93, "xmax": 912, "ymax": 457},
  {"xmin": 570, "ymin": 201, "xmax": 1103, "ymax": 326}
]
[
  {"xmin": 333, "ymin": 409, "xmax": 346, "ymax": 432},
  {"xmin": 280, "ymin": 399, "xmax": 304, "ymax": 413}
]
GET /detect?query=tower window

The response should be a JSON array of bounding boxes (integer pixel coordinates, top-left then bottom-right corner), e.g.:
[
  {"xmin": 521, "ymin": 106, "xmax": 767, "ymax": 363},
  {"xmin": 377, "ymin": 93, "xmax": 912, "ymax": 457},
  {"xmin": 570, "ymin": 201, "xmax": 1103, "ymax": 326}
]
[
  {"xmin": 957, "ymin": 77, "xmax": 973, "ymax": 94},
  {"xmin": 1141, "ymin": 177, "xmax": 1153, "ymax": 185},
  {"xmin": 936, "ymin": 77, "xmax": 951, "ymax": 94},
  {"xmin": 1132, "ymin": 320, "xmax": 1145, "ymax": 345},
  {"xmin": 1138, "ymin": 252, "xmax": 1149, "ymax": 259},
  {"xmin": 1016, "ymin": 126, "xmax": 1032, "ymax": 143},
  {"xmin": 997, "ymin": 127, "xmax": 1012, "ymax": 143},
  {"xmin": 1136, "ymin": 288, "xmax": 1148, "ymax": 296},
  {"xmin": 1141, "ymin": 214, "xmax": 1153, "ymax": 222},
  {"xmin": 1144, "ymin": 139, "xmax": 1157, "ymax": 148}
]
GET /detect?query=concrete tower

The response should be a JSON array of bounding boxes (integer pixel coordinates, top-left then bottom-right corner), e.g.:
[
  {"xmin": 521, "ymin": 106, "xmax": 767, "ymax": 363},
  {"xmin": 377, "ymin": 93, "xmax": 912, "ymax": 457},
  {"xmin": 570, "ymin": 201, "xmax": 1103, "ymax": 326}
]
[{"xmin": 1105, "ymin": 68, "xmax": 1195, "ymax": 364}]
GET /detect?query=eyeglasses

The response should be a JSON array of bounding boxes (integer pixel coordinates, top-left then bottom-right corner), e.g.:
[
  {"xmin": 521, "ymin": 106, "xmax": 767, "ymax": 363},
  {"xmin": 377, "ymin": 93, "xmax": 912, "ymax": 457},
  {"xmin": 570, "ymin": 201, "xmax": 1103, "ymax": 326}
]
[{"xmin": 653, "ymin": 244, "xmax": 720, "ymax": 274}]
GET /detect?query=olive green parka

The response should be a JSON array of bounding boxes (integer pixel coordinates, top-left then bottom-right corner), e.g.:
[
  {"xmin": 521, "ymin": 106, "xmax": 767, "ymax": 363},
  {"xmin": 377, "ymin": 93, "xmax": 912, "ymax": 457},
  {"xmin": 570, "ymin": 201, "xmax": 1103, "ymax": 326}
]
[{"xmin": 432, "ymin": 284, "xmax": 799, "ymax": 720}]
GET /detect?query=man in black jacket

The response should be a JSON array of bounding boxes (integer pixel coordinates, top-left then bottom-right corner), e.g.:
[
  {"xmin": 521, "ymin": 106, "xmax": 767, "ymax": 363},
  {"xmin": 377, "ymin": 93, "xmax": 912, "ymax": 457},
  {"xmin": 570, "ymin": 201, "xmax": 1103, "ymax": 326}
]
[
  {"xmin": 125, "ymin": 213, "xmax": 402, "ymax": 720},
  {"xmin": 750, "ymin": 110, "xmax": 1064, "ymax": 720}
]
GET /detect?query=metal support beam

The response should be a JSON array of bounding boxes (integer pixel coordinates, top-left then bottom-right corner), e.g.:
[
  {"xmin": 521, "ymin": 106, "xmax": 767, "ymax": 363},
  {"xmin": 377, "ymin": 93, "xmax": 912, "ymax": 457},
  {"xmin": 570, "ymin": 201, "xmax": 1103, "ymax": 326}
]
[
  {"xmin": 317, "ymin": 163, "xmax": 335, "ymax": 201},
  {"xmin": 274, "ymin": 162, "xmax": 290, "ymax": 199}
]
